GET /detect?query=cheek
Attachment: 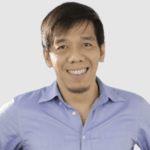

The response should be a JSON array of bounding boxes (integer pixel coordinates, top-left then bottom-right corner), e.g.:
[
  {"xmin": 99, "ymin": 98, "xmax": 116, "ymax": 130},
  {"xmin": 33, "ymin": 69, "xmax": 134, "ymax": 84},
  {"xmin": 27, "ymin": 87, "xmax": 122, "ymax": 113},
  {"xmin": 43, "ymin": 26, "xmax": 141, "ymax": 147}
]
[
  {"xmin": 51, "ymin": 55, "xmax": 64, "ymax": 72},
  {"xmin": 89, "ymin": 51, "xmax": 100, "ymax": 64},
  {"xmin": 50, "ymin": 54, "xmax": 57, "ymax": 65}
]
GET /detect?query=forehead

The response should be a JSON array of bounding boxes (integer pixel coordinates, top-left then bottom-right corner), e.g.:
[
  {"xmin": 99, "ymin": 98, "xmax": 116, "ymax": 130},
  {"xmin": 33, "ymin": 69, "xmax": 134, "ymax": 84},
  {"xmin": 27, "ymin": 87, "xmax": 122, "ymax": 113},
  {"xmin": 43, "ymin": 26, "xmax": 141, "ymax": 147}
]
[{"xmin": 53, "ymin": 21, "xmax": 96, "ymax": 41}]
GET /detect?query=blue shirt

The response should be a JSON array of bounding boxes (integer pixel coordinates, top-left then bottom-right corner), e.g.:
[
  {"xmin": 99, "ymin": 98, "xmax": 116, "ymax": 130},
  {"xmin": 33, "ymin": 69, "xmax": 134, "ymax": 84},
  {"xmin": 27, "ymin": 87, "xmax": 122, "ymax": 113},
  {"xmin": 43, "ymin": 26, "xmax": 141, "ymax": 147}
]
[{"xmin": 0, "ymin": 76, "xmax": 150, "ymax": 150}]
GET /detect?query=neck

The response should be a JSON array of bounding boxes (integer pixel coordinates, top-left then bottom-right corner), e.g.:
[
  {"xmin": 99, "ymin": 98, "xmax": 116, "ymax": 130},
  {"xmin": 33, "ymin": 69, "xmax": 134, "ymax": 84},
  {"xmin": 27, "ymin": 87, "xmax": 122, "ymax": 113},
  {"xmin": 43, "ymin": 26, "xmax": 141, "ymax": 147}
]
[{"xmin": 57, "ymin": 79, "xmax": 99, "ymax": 110}]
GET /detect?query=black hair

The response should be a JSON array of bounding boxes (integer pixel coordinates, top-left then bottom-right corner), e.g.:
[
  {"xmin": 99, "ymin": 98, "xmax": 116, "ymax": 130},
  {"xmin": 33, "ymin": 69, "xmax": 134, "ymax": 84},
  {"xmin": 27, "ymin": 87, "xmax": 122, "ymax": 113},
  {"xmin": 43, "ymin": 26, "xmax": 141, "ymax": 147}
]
[{"xmin": 41, "ymin": 2, "xmax": 105, "ymax": 52}]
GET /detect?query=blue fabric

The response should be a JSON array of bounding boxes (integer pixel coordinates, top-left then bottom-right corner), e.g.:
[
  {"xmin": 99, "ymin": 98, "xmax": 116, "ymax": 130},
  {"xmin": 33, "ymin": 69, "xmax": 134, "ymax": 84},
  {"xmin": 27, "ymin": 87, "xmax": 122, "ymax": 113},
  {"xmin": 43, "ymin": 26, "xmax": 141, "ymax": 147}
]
[{"xmin": 0, "ymin": 76, "xmax": 150, "ymax": 150}]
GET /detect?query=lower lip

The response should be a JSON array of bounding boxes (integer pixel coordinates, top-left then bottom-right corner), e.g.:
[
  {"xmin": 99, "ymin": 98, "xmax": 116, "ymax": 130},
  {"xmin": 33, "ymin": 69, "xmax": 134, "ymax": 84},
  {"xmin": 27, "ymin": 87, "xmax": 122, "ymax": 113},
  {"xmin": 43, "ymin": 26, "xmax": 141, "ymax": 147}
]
[{"xmin": 68, "ymin": 69, "xmax": 88, "ymax": 79}]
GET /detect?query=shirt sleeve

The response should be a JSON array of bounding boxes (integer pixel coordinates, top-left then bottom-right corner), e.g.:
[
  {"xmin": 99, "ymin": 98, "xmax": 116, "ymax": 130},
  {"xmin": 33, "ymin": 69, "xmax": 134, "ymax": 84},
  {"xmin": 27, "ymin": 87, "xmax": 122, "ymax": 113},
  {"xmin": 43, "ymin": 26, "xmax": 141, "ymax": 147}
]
[
  {"xmin": 136, "ymin": 98, "xmax": 150, "ymax": 149},
  {"xmin": 0, "ymin": 98, "xmax": 22, "ymax": 150}
]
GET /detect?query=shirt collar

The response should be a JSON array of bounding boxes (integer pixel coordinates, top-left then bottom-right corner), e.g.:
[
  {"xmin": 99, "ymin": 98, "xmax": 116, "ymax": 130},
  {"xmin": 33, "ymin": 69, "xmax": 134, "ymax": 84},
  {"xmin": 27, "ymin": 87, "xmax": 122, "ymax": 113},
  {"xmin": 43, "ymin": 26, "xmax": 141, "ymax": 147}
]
[
  {"xmin": 96, "ymin": 77, "xmax": 125, "ymax": 103},
  {"xmin": 37, "ymin": 79, "xmax": 60, "ymax": 104},
  {"xmin": 38, "ymin": 76, "xmax": 125, "ymax": 104}
]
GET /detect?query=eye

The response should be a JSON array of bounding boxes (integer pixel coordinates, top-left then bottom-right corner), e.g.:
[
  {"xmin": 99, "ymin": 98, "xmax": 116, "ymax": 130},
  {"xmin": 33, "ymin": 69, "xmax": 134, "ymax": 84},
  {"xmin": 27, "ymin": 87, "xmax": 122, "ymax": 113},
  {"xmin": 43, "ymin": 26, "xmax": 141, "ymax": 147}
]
[
  {"xmin": 83, "ymin": 43, "xmax": 92, "ymax": 47},
  {"xmin": 57, "ymin": 45, "xmax": 67, "ymax": 50}
]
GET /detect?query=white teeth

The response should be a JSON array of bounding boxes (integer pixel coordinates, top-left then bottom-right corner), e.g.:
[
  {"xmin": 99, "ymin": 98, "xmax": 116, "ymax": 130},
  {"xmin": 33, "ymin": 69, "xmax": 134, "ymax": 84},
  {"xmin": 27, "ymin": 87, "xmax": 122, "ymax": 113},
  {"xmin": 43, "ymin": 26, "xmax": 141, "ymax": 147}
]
[{"xmin": 68, "ymin": 68, "xmax": 88, "ymax": 75}]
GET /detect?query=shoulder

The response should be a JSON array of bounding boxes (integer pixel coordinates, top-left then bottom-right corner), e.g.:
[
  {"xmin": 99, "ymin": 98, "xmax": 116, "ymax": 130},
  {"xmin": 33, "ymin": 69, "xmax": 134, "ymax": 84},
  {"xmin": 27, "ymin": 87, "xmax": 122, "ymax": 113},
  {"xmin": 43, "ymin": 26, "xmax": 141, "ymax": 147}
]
[
  {"xmin": 106, "ymin": 84, "xmax": 146, "ymax": 105},
  {"xmin": 13, "ymin": 86, "xmax": 48, "ymax": 107},
  {"xmin": 0, "ymin": 86, "xmax": 48, "ymax": 114}
]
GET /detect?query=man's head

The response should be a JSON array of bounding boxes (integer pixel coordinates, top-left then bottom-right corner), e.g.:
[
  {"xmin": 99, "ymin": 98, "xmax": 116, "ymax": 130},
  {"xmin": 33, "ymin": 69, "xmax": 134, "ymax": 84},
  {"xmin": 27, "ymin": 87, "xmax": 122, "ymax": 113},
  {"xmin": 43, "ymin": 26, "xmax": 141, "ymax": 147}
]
[
  {"xmin": 41, "ymin": 2, "xmax": 105, "ymax": 52},
  {"xmin": 41, "ymin": 2, "xmax": 105, "ymax": 94}
]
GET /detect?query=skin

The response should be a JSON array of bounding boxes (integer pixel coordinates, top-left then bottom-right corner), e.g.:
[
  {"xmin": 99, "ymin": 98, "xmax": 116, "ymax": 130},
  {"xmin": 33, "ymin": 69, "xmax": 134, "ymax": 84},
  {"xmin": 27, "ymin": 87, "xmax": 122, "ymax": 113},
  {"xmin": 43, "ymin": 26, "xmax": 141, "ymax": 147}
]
[{"xmin": 43, "ymin": 20, "xmax": 105, "ymax": 112}]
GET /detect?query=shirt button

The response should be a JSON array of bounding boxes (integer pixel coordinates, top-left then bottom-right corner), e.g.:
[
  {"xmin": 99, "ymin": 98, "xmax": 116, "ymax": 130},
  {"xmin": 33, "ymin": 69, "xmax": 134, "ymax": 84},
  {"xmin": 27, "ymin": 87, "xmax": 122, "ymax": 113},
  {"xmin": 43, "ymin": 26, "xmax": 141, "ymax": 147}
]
[
  {"xmin": 59, "ymin": 102, "xmax": 62, "ymax": 105},
  {"xmin": 72, "ymin": 111, "xmax": 76, "ymax": 115},
  {"xmin": 83, "ymin": 136, "xmax": 86, "ymax": 140}
]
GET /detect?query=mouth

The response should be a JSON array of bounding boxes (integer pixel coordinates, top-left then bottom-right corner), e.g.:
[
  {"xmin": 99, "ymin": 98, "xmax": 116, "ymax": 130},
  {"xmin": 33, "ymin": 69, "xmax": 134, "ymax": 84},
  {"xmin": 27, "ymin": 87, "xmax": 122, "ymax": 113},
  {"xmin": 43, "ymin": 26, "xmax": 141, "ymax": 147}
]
[
  {"xmin": 66, "ymin": 67, "xmax": 89, "ymax": 79},
  {"xmin": 67, "ymin": 67, "xmax": 89, "ymax": 73}
]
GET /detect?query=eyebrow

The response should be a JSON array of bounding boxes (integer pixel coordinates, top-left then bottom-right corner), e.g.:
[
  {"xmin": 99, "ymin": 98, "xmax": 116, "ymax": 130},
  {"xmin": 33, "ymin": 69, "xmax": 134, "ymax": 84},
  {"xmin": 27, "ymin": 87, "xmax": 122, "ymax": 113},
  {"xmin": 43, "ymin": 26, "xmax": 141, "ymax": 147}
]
[
  {"xmin": 55, "ymin": 36, "xmax": 95, "ymax": 44},
  {"xmin": 81, "ymin": 36, "xmax": 95, "ymax": 41}
]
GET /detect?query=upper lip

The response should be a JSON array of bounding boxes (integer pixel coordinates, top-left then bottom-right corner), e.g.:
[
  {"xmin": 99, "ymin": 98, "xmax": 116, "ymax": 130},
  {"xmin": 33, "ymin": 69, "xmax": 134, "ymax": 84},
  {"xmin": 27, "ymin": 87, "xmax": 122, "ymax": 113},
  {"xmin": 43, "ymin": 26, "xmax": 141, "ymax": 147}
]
[{"xmin": 67, "ymin": 67, "xmax": 89, "ymax": 71}]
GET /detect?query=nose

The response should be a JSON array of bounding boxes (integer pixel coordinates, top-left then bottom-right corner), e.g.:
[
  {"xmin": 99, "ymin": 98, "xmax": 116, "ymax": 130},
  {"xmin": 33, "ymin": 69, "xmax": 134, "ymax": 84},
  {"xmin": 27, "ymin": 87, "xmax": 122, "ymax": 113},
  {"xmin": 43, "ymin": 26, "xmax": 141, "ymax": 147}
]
[{"xmin": 68, "ymin": 48, "xmax": 85, "ymax": 63}]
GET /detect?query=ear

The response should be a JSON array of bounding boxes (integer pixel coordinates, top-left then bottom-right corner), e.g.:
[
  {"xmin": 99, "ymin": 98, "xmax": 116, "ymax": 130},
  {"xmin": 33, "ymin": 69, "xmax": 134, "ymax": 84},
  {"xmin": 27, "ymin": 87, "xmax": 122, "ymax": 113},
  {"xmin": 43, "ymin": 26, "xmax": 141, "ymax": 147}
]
[
  {"xmin": 99, "ymin": 43, "xmax": 105, "ymax": 62},
  {"xmin": 43, "ymin": 49, "xmax": 53, "ymax": 68}
]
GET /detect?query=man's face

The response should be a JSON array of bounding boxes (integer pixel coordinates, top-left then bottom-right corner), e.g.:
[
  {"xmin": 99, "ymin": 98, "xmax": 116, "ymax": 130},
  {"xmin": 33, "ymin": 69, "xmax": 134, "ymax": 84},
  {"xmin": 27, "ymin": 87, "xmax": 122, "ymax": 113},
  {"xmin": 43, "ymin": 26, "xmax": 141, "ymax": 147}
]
[{"xmin": 43, "ymin": 21, "xmax": 105, "ymax": 94}]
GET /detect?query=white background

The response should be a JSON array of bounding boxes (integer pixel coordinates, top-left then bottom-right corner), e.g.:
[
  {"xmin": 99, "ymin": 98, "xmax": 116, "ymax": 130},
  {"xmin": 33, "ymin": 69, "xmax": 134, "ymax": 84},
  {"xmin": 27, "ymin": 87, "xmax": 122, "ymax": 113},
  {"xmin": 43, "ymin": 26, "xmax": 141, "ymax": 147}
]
[{"xmin": 0, "ymin": 0, "xmax": 150, "ymax": 149}]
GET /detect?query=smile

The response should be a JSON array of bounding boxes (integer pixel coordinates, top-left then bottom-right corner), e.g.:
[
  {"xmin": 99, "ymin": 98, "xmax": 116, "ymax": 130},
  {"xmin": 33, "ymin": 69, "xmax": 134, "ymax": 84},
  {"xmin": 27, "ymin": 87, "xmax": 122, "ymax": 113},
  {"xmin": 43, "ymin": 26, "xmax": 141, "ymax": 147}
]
[
  {"xmin": 67, "ymin": 68, "xmax": 89, "ymax": 79},
  {"xmin": 67, "ymin": 67, "xmax": 89, "ymax": 75}
]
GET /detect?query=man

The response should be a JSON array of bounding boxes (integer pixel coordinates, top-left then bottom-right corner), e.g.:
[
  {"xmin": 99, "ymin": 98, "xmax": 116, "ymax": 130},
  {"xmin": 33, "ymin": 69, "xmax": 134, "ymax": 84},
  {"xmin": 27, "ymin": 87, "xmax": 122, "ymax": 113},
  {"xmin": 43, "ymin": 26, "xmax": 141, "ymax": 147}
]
[{"xmin": 0, "ymin": 2, "xmax": 150, "ymax": 150}]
